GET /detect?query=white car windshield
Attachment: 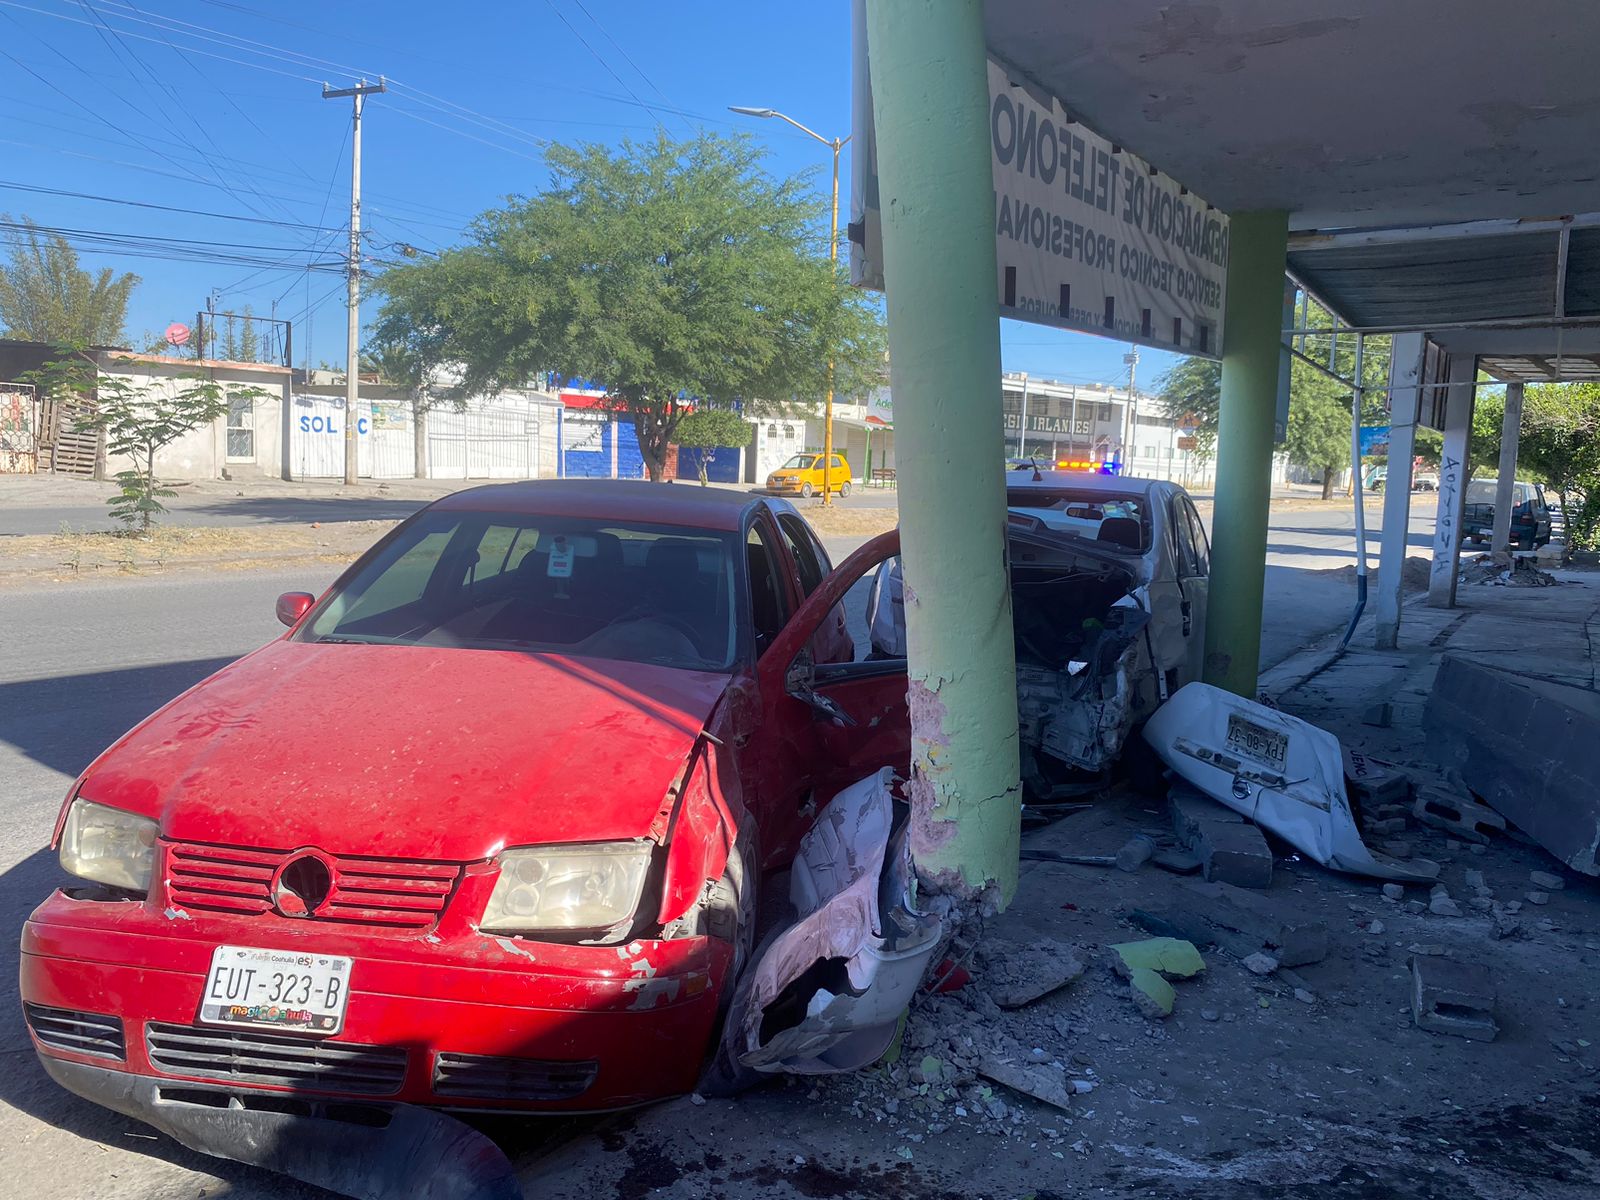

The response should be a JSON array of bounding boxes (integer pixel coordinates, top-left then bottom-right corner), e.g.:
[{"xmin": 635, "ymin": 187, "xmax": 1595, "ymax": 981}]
[
  {"xmin": 781, "ymin": 455, "xmax": 818, "ymax": 470},
  {"xmin": 1006, "ymin": 488, "xmax": 1149, "ymax": 551},
  {"xmin": 301, "ymin": 512, "xmax": 738, "ymax": 670}
]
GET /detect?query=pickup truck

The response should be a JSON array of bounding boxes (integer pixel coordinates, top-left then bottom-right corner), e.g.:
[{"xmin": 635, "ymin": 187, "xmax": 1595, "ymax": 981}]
[{"xmin": 1461, "ymin": 478, "xmax": 1553, "ymax": 549}]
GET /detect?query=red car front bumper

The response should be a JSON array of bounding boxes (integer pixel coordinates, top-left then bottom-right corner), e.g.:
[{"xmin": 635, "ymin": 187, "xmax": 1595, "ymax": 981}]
[{"xmin": 21, "ymin": 888, "xmax": 730, "ymax": 1113}]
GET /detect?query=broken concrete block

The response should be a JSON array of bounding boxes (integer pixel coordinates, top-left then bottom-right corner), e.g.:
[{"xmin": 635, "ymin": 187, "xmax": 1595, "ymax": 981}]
[
  {"xmin": 1362, "ymin": 702, "xmax": 1394, "ymax": 728},
  {"xmin": 1382, "ymin": 883, "xmax": 1405, "ymax": 901},
  {"xmin": 1366, "ymin": 817, "xmax": 1407, "ymax": 836},
  {"xmin": 1429, "ymin": 895, "xmax": 1463, "ymax": 918},
  {"xmin": 1196, "ymin": 821, "xmax": 1274, "ymax": 889},
  {"xmin": 1414, "ymin": 785, "xmax": 1508, "ymax": 845},
  {"xmin": 1411, "ymin": 956, "xmax": 1498, "ymax": 1041},
  {"xmin": 1403, "ymin": 900, "xmax": 1427, "ymax": 916},
  {"xmin": 1527, "ymin": 891, "xmax": 1550, "ymax": 906},
  {"xmin": 1107, "ymin": 938, "xmax": 1206, "ymax": 981},
  {"xmin": 987, "ymin": 941, "xmax": 1086, "ymax": 1009},
  {"xmin": 1127, "ymin": 968, "xmax": 1175, "ymax": 1019},
  {"xmin": 1169, "ymin": 786, "xmax": 1274, "ymax": 889},
  {"xmin": 1242, "ymin": 952, "xmax": 1279, "ymax": 975},
  {"xmin": 1342, "ymin": 747, "xmax": 1411, "ymax": 804},
  {"xmin": 1463, "ymin": 869, "xmax": 1486, "ymax": 890},
  {"xmin": 1424, "ymin": 656, "xmax": 1600, "ymax": 876},
  {"xmin": 1492, "ymin": 912, "xmax": 1521, "ymax": 940},
  {"xmin": 1379, "ymin": 838, "xmax": 1414, "ymax": 860},
  {"xmin": 1468, "ymin": 896, "xmax": 1494, "ymax": 913},
  {"xmin": 1294, "ymin": 987, "xmax": 1316, "ymax": 1005},
  {"xmin": 1115, "ymin": 834, "xmax": 1157, "ymax": 873},
  {"xmin": 1530, "ymin": 870, "xmax": 1565, "ymax": 891},
  {"xmin": 1176, "ymin": 880, "xmax": 1328, "ymax": 966},
  {"xmin": 977, "ymin": 1057, "xmax": 1074, "ymax": 1112}
]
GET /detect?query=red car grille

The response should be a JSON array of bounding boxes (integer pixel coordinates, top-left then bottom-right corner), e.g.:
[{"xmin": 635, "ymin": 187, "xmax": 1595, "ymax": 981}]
[{"xmin": 164, "ymin": 842, "xmax": 462, "ymax": 929}]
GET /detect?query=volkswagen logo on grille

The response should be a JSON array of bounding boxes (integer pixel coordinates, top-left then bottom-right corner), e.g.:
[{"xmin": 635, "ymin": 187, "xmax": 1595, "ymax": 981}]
[{"xmin": 271, "ymin": 851, "xmax": 334, "ymax": 918}]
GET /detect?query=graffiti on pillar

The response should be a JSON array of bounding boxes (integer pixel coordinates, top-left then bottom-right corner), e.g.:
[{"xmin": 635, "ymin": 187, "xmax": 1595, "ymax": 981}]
[{"xmin": 1432, "ymin": 452, "xmax": 1461, "ymax": 580}]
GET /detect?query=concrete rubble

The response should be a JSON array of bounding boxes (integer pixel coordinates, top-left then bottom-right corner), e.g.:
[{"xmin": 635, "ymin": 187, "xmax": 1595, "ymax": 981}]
[{"xmin": 1411, "ymin": 955, "xmax": 1499, "ymax": 1041}]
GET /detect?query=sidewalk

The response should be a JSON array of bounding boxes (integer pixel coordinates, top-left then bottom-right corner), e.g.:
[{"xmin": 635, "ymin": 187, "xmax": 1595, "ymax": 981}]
[{"xmin": 513, "ymin": 575, "xmax": 1600, "ymax": 1199}]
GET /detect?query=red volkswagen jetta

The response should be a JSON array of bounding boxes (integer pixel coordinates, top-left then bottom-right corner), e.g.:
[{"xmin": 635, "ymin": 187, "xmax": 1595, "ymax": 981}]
[{"xmin": 21, "ymin": 481, "xmax": 907, "ymax": 1134}]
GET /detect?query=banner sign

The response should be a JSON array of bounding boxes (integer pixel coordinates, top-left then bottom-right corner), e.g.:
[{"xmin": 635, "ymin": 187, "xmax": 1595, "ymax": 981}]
[
  {"xmin": 850, "ymin": 7, "xmax": 1229, "ymax": 358},
  {"xmin": 1358, "ymin": 425, "xmax": 1391, "ymax": 456}
]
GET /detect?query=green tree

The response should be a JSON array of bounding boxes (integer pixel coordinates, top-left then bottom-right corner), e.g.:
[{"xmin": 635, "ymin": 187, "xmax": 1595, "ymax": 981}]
[
  {"xmin": 372, "ymin": 133, "xmax": 885, "ymax": 481},
  {"xmin": 1153, "ymin": 355, "xmax": 1220, "ymax": 468},
  {"xmin": 1519, "ymin": 382, "xmax": 1600, "ymax": 552},
  {"xmin": 240, "ymin": 305, "xmax": 259, "ymax": 363},
  {"xmin": 0, "ymin": 217, "xmax": 138, "ymax": 344},
  {"xmin": 675, "ymin": 408, "xmax": 752, "ymax": 485},
  {"xmin": 1283, "ymin": 359, "xmax": 1352, "ymax": 499}
]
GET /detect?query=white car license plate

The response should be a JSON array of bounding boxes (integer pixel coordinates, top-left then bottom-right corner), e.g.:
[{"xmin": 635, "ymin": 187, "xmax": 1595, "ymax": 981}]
[
  {"xmin": 198, "ymin": 945, "xmax": 353, "ymax": 1036},
  {"xmin": 1225, "ymin": 714, "xmax": 1289, "ymax": 772}
]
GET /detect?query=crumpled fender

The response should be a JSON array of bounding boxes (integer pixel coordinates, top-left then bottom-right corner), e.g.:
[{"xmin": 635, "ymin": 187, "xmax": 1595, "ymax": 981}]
[
  {"xmin": 1143, "ymin": 683, "xmax": 1439, "ymax": 882},
  {"xmin": 717, "ymin": 768, "xmax": 942, "ymax": 1075}
]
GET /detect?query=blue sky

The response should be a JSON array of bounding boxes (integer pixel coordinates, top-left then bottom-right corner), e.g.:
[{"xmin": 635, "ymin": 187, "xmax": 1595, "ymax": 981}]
[{"xmin": 0, "ymin": 0, "xmax": 1177, "ymax": 390}]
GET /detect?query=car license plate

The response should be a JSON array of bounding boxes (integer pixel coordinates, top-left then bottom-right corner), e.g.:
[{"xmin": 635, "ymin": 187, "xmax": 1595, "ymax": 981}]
[
  {"xmin": 198, "ymin": 945, "xmax": 353, "ymax": 1036},
  {"xmin": 1225, "ymin": 714, "xmax": 1289, "ymax": 772}
]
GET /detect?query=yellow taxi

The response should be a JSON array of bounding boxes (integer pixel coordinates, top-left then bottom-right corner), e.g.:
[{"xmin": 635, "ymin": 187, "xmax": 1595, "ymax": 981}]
[{"xmin": 765, "ymin": 452, "xmax": 852, "ymax": 498}]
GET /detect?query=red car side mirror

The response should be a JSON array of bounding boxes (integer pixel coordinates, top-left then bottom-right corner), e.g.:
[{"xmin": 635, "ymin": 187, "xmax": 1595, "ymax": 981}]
[{"xmin": 276, "ymin": 591, "xmax": 315, "ymax": 628}]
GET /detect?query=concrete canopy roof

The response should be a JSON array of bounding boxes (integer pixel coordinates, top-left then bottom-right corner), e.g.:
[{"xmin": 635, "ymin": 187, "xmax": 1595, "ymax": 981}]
[{"xmin": 983, "ymin": 3, "xmax": 1600, "ymax": 355}]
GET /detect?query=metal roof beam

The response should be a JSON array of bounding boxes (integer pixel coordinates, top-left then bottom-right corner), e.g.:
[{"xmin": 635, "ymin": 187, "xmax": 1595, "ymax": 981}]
[{"xmin": 1288, "ymin": 213, "xmax": 1600, "ymax": 252}]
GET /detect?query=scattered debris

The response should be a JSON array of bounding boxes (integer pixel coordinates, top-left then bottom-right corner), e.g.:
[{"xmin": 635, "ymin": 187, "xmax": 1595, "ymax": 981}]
[
  {"xmin": 1382, "ymin": 883, "xmax": 1406, "ymax": 901},
  {"xmin": 1530, "ymin": 870, "xmax": 1566, "ymax": 891},
  {"xmin": 1411, "ymin": 956, "xmax": 1499, "ymax": 1041},
  {"xmin": 1145, "ymin": 684, "xmax": 1438, "ymax": 881},
  {"xmin": 988, "ymin": 941, "xmax": 1086, "ymax": 1009},
  {"xmin": 1429, "ymin": 886, "xmax": 1463, "ymax": 918},
  {"xmin": 1294, "ymin": 987, "xmax": 1316, "ymax": 1005},
  {"xmin": 1242, "ymin": 952, "xmax": 1279, "ymax": 976},
  {"xmin": 1150, "ymin": 847, "xmax": 1202, "ymax": 875},
  {"xmin": 1527, "ymin": 891, "xmax": 1550, "ymax": 906},
  {"xmin": 1463, "ymin": 554, "xmax": 1559, "ymax": 588},
  {"xmin": 1362, "ymin": 702, "xmax": 1394, "ymax": 728}
]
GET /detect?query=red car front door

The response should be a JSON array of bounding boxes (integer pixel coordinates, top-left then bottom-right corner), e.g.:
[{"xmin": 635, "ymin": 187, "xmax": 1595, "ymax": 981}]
[{"xmin": 745, "ymin": 530, "xmax": 909, "ymax": 862}]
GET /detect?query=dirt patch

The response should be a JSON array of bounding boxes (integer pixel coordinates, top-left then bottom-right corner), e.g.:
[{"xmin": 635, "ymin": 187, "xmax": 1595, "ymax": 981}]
[
  {"xmin": 1326, "ymin": 555, "xmax": 1433, "ymax": 592},
  {"xmin": 0, "ymin": 521, "xmax": 393, "ymax": 585},
  {"xmin": 797, "ymin": 505, "xmax": 899, "ymax": 539}
]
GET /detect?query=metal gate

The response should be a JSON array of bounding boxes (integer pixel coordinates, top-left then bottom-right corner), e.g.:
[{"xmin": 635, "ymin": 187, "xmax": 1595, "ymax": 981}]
[{"xmin": 427, "ymin": 405, "xmax": 539, "ymax": 479}]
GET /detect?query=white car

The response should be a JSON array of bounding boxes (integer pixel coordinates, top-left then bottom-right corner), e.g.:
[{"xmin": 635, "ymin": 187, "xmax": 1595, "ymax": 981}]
[{"xmin": 869, "ymin": 470, "xmax": 1211, "ymax": 797}]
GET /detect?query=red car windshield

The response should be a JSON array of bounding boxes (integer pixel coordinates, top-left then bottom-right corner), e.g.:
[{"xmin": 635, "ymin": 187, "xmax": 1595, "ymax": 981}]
[{"xmin": 300, "ymin": 511, "xmax": 739, "ymax": 670}]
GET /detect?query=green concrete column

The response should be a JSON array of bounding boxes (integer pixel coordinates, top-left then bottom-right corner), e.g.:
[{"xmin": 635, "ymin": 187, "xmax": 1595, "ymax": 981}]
[
  {"xmin": 1202, "ymin": 210, "xmax": 1289, "ymax": 696},
  {"xmin": 866, "ymin": 0, "xmax": 1020, "ymax": 906}
]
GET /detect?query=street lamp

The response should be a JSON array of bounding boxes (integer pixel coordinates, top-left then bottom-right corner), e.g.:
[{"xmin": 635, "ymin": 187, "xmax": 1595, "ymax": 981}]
[{"xmin": 730, "ymin": 105, "xmax": 850, "ymax": 506}]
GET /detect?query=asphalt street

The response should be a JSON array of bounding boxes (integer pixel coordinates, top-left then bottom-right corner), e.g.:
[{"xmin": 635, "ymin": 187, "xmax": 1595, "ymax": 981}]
[{"xmin": 0, "ymin": 498, "xmax": 1438, "ymax": 1198}]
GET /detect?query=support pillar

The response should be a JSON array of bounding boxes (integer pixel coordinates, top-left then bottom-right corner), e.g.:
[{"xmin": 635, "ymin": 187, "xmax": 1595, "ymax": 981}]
[
  {"xmin": 1375, "ymin": 332, "xmax": 1423, "ymax": 649},
  {"xmin": 865, "ymin": 0, "xmax": 1020, "ymax": 904},
  {"xmin": 1201, "ymin": 210, "xmax": 1289, "ymax": 697},
  {"xmin": 1427, "ymin": 354, "xmax": 1478, "ymax": 607},
  {"xmin": 1490, "ymin": 381, "xmax": 1525, "ymax": 557}
]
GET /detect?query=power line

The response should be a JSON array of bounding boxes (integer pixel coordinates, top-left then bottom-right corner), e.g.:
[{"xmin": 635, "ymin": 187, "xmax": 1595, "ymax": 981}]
[
  {"xmin": 0, "ymin": 179, "xmax": 342, "ymax": 231},
  {"xmin": 568, "ymin": 0, "xmax": 683, "ymax": 126},
  {"xmin": 541, "ymin": 0, "xmax": 668, "ymax": 134},
  {"xmin": 386, "ymin": 106, "xmax": 547, "ymax": 164}
]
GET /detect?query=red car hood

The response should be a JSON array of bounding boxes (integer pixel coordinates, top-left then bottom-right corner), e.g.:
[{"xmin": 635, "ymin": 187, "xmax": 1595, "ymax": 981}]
[{"xmin": 79, "ymin": 641, "xmax": 729, "ymax": 861}]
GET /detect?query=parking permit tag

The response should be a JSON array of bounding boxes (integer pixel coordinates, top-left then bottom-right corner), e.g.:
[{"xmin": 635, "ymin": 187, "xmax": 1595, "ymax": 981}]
[{"xmin": 547, "ymin": 536, "xmax": 574, "ymax": 578}]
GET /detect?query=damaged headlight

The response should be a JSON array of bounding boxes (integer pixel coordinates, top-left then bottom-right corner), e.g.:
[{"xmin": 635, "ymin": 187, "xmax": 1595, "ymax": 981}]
[
  {"xmin": 480, "ymin": 843, "xmax": 652, "ymax": 937},
  {"xmin": 59, "ymin": 799, "xmax": 157, "ymax": 893}
]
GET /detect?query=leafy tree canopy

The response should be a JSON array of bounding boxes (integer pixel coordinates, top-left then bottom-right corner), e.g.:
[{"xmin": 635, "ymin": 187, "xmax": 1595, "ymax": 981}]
[
  {"xmin": 0, "ymin": 216, "xmax": 138, "ymax": 345},
  {"xmin": 371, "ymin": 132, "xmax": 885, "ymax": 480}
]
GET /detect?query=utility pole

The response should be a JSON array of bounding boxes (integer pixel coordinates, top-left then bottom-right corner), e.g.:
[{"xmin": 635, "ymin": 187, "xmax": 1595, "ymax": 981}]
[
  {"xmin": 323, "ymin": 77, "xmax": 386, "ymax": 485},
  {"xmin": 1122, "ymin": 347, "xmax": 1140, "ymax": 468}
]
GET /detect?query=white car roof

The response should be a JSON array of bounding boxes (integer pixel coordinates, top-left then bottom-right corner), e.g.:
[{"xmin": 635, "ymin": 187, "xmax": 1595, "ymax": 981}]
[{"xmin": 1007, "ymin": 470, "xmax": 1165, "ymax": 498}]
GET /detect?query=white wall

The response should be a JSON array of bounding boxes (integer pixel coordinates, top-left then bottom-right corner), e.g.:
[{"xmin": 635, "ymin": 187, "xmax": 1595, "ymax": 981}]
[{"xmin": 96, "ymin": 355, "xmax": 290, "ymax": 480}]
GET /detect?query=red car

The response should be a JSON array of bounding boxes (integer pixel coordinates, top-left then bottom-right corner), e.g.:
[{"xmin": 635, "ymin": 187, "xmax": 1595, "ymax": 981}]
[{"xmin": 21, "ymin": 481, "xmax": 908, "ymax": 1140}]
